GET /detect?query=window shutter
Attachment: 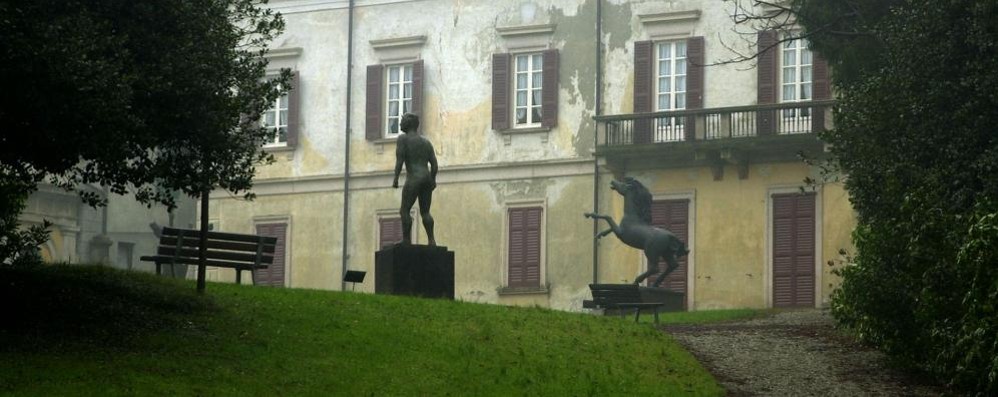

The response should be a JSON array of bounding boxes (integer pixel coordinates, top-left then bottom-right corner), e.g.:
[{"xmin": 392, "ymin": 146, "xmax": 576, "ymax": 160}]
[
  {"xmin": 491, "ymin": 53, "xmax": 510, "ymax": 131},
  {"xmin": 756, "ymin": 31, "xmax": 778, "ymax": 136},
  {"xmin": 541, "ymin": 49, "xmax": 559, "ymax": 128},
  {"xmin": 255, "ymin": 223, "xmax": 287, "ymax": 287},
  {"xmin": 524, "ymin": 207, "xmax": 542, "ymax": 287},
  {"xmin": 685, "ymin": 37, "xmax": 705, "ymax": 141},
  {"xmin": 633, "ymin": 41, "xmax": 654, "ymax": 144},
  {"xmin": 507, "ymin": 207, "xmax": 542, "ymax": 288},
  {"xmin": 379, "ymin": 217, "xmax": 403, "ymax": 249},
  {"xmin": 411, "ymin": 59, "xmax": 424, "ymax": 119},
  {"xmin": 286, "ymin": 72, "xmax": 300, "ymax": 148},
  {"xmin": 366, "ymin": 64, "xmax": 384, "ymax": 140},
  {"xmin": 811, "ymin": 52, "xmax": 830, "ymax": 133}
]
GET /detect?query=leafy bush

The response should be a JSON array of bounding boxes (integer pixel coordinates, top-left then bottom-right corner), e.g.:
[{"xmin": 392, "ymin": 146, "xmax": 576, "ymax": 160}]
[{"xmin": 0, "ymin": 168, "xmax": 49, "ymax": 267}]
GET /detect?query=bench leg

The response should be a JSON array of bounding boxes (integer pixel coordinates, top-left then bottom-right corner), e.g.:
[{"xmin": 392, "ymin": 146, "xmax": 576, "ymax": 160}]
[
  {"xmin": 634, "ymin": 308, "xmax": 641, "ymax": 323},
  {"xmin": 236, "ymin": 270, "xmax": 242, "ymax": 285},
  {"xmin": 251, "ymin": 270, "xmax": 256, "ymax": 286},
  {"xmin": 654, "ymin": 307, "xmax": 660, "ymax": 325},
  {"xmin": 155, "ymin": 262, "xmax": 161, "ymax": 276}
]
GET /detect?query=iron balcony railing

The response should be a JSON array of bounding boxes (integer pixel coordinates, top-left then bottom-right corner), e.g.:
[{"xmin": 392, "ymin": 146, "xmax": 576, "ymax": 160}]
[{"xmin": 594, "ymin": 100, "xmax": 835, "ymax": 147}]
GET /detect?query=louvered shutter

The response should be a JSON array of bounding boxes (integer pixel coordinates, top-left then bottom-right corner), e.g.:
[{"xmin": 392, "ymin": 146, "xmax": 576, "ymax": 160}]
[
  {"xmin": 286, "ymin": 72, "xmax": 300, "ymax": 148},
  {"xmin": 756, "ymin": 31, "xmax": 778, "ymax": 136},
  {"xmin": 541, "ymin": 49, "xmax": 559, "ymax": 128},
  {"xmin": 772, "ymin": 193, "xmax": 815, "ymax": 308},
  {"xmin": 492, "ymin": 53, "xmax": 511, "ymax": 131},
  {"xmin": 811, "ymin": 52, "xmax": 830, "ymax": 133},
  {"xmin": 508, "ymin": 207, "xmax": 542, "ymax": 288},
  {"xmin": 633, "ymin": 41, "xmax": 654, "ymax": 144},
  {"xmin": 255, "ymin": 223, "xmax": 287, "ymax": 287},
  {"xmin": 411, "ymin": 60, "xmax": 424, "ymax": 120},
  {"xmin": 366, "ymin": 64, "xmax": 384, "ymax": 140},
  {"xmin": 648, "ymin": 200, "xmax": 690, "ymax": 309},
  {"xmin": 379, "ymin": 217, "xmax": 403, "ymax": 249},
  {"xmin": 685, "ymin": 37, "xmax": 705, "ymax": 141}
]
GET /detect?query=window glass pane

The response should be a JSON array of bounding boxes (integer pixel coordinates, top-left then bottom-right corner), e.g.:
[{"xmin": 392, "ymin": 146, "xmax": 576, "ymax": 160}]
[
  {"xmin": 517, "ymin": 74, "xmax": 527, "ymax": 89},
  {"xmin": 403, "ymin": 82, "xmax": 412, "ymax": 99},
  {"xmin": 265, "ymin": 111, "xmax": 275, "ymax": 126},
  {"xmin": 279, "ymin": 110, "xmax": 288, "ymax": 126},
  {"xmin": 802, "ymin": 66, "xmax": 812, "ymax": 83},
  {"xmin": 801, "ymin": 83, "xmax": 812, "ymax": 100},
  {"xmin": 278, "ymin": 127, "xmax": 287, "ymax": 142},
  {"xmin": 662, "ymin": 93, "xmax": 672, "ymax": 110},
  {"xmin": 658, "ymin": 94, "xmax": 668, "ymax": 110},
  {"xmin": 783, "ymin": 85, "xmax": 796, "ymax": 101},
  {"xmin": 658, "ymin": 78, "xmax": 668, "ymax": 93},
  {"xmin": 676, "ymin": 76, "xmax": 686, "ymax": 91},
  {"xmin": 516, "ymin": 91, "xmax": 527, "ymax": 107},
  {"xmin": 516, "ymin": 108, "xmax": 527, "ymax": 124},
  {"xmin": 532, "ymin": 54, "xmax": 542, "ymax": 71},
  {"xmin": 785, "ymin": 39, "xmax": 796, "ymax": 49},
  {"xmin": 659, "ymin": 43, "xmax": 671, "ymax": 59},
  {"xmin": 388, "ymin": 101, "xmax": 399, "ymax": 117},
  {"xmin": 532, "ymin": 73, "xmax": 542, "ymax": 90},
  {"xmin": 676, "ymin": 93, "xmax": 686, "ymax": 109},
  {"xmin": 783, "ymin": 68, "xmax": 796, "ymax": 84},
  {"xmin": 404, "ymin": 99, "xmax": 411, "ymax": 114},
  {"xmin": 279, "ymin": 94, "xmax": 288, "ymax": 108},
  {"xmin": 783, "ymin": 50, "xmax": 796, "ymax": 66},
  {"xmin": 531, "ymin": 107, "xmax": 541, "ymax": 122},
  {"xmin": 516, "ymin": 56, "xmax": 528, "ymax": 72},
  {"xmin": 532, "ymin": 89, "xmax": 542, "ymax": 107},
  {"xmin": 677, "ymin": 59, "xmax": 686, "ymax": 75},
  {"xmin": 389, "ymin": 67, "xmax": 399, "ymax": 83},
  {"xmin": 389, "ymin": 118, "xmax": 399, "ymax": 134},
  {"xmin": 404, "ymin": 65, "xmax": 412, "ymax": 81},
  {"xmin": 662, "ymin": 60, "xmax": 671, "ymax": 76},
  {"xmin": 389, "ymin": 85, "xmax": 399, "ymax": 100},
  {"xmin": 676, "ymin": 42, "xmax": 687, "ymax": 57},
  {"xmin": 802, "ymin": 49, "xmax": 812, "ymax": 65}
]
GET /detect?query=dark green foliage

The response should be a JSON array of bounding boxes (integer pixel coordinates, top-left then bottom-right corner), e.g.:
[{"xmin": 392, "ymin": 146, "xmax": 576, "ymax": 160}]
[
  {"xmin": 0, "ymin": 167, "xmax": 48, "ymax": 266},
  {"xmin": 796, "ymin": 0, "xmax": 998, "ymax": 392}
]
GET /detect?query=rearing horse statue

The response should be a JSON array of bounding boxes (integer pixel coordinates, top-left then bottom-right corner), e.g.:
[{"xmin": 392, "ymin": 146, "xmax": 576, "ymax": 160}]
[{"xmin": 585, "ymin": 177, "xmax": 689, "ymax": 288}]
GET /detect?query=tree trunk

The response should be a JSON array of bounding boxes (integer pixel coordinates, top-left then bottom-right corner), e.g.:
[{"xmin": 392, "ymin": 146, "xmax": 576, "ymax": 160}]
[{"xmin": 196, "ymin": 189, "xmax": 209, "ymax": 293}]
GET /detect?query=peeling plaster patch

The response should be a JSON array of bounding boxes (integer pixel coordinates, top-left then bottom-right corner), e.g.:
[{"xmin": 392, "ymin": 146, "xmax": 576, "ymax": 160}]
[{"xmin": 488, "ymin": 178, "xmax": 556, "ymax": 206}]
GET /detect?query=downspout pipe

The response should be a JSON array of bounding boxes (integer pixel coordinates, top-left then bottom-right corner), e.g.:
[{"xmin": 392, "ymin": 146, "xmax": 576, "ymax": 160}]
[
  {"xmin": 592, "ymin": 0, "xmax": 603, "ymax": 284},
  {"xmin": 340, "ymin": 0, "xmax": 355, "ymax": 291}
]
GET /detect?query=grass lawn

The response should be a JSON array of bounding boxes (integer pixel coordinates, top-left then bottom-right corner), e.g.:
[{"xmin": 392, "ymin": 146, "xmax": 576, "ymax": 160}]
[{"xmin": 0, "ymin": 265, "xmax": 727, "ymax": 396}]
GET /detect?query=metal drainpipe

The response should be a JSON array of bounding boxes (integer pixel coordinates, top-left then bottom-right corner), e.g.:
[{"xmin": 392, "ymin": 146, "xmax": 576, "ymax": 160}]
[
  {"xmin": 340, "ymin": 0, "xmax": 355, "ymax": 291},
  {"xmin": 592, "ymin": 0, "xmax": 603, "ymax": 284}
]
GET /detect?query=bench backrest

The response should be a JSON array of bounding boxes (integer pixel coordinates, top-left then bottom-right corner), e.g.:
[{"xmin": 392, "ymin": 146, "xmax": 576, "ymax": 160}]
[
  {"xmin": 589, "ymin": 283, "xmax": 643, "ymax": 306},
  {"xmin": 157, "ymin": 227, "xmax": 278, "ymax": 269}
]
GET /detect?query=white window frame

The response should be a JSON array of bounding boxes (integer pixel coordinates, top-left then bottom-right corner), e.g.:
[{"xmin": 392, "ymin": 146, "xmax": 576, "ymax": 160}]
[
  {"xmin": 654, "ymin": 41, "xmax": 687, "ymax": 142},
  {"xmin": 261, "ymin": 87, "xmax": 289, "ymax": 147},
  {"xmin": 779, "ymin": 36, "xmax": 813, "ymax": 134},
  {"xmin": 511, "ymin": 52, "xmax": 543, "ymax": 128},
  {"xmin": 384, "ymin": 63, "xmax": 414, "ymax": 138},
  {"xmin": 499, "ymin": 199, "xmax": 547, "ymax": 291}
]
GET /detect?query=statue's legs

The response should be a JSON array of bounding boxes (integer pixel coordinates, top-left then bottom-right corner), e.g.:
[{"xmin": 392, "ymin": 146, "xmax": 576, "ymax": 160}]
[
  {"xmin": 399, "ymin": 185, "xmax": 418, "ymax": 245},
  {"xmin": 651, "ymin": 254, "xmax": 679, "ymax": 288},
  {"xmin": 633, "ymin": 251, "xmax": 659, "ymax": 285},
  {"xmin": 418, "ymin": 187, "xmax": 435, "ymax": 246}
]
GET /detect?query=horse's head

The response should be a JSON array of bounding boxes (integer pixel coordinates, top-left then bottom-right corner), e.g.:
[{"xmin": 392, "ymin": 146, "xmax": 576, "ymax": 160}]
[{"xmin": 610, "ymin": 177, "xmax": 653, "ymax": 224}]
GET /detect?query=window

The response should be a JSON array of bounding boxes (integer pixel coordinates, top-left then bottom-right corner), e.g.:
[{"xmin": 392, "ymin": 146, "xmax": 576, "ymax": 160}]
[
  {"xmin": 255, "ymin": 222, "xmax": 288, "ymax": 287},
  {"xmin": 506, "ymin": 206, "xmax": 543, "ymax": 288},
  {"xmin": 262, "ymin": 89, "xmax": 289, "ymax": 146},
  {"xmin": 491, "ymin": 50, "xmax": 558, "ymax": 131},
  {"xmin": 779, "ymin": 37, "xmax": 813, "ymax": 133},
  {"xmin": 654, "ymin": 41, "xmax": 687, "ymax": 142},
  {"xmin": 513, "ymin": 53, "xmax": 543, "ymax": 127},
  {"xmin": 385, "ymin": 64, "xmax": 414, "ymax": 137},
  {"xmin": 378, "ymin": 216, "xmax": 404, "ymax": 249}
]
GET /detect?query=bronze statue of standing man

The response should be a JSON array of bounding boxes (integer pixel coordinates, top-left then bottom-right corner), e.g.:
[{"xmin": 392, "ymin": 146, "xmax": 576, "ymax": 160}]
[{"xmin": 392, "ymin": 113, "xmax": 438, "ymax": 246}]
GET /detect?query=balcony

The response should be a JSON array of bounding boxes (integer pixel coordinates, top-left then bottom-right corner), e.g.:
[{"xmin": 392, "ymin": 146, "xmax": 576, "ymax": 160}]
[{"xmin": 593, "ymin": 100, "xmax": 834, "ymax": 178}]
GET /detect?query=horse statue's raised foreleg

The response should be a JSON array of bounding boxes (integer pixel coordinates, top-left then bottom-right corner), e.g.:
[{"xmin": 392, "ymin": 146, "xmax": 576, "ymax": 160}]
[{"xmin": 584, "ymin": 212, "xmax": 620, "ymax": 240}]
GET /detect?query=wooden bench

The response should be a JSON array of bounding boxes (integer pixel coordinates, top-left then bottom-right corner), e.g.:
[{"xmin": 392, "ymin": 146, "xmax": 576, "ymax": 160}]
[
  {"xmin": 140, "ymin": 227, "xmax": 277, "ymax": 285},
  {"xmin": 586, "ymin": 284, "xmax": 666, "ymax": 324}
]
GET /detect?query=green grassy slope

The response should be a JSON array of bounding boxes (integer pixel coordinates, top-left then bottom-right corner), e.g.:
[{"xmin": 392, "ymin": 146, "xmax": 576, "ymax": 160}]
[{"xmin": 1, "ymin": 265, "xmax": 724, "ymax": 396}]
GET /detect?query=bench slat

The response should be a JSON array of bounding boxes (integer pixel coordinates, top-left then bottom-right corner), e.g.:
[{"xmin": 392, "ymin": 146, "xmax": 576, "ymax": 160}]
[
  {"xmin": 140, "ymin": 255, "xmax": 270, "ymax": 270},
  {"xmin": 157, "ymin": 247, "xmax": 274, "ymax": 264},
  {"xmin": 162, "ymin": 227, "xmax": 277, "ymax": 245},
  {"xmin": 160, "ymin": 236, "xmax": 276, "ymax": 254}
]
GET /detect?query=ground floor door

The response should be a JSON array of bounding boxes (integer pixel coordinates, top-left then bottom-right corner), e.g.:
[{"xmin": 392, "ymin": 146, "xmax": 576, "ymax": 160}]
[
  {"xmin": 772, "ymin": 193, "xmax": 816, "ymax": 307},
  {"xmin": 255, "ymin": 223, "xmax": 287, "ymax": 287},
  {"xmin": 647, "ymin": 199, "xmax": 690, "ymax": 309}
]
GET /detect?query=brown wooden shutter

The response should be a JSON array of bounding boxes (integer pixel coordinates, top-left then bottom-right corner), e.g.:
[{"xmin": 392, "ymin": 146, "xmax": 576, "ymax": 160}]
[
  {"xmin": 411, "ymin": 60, "xmax": 424, "ymax": 119},
  {"xmin": 286, "ymin": 72, "xmax": 300, "ymax": 148},
  {"xmin": 379, "ymin": 217, "xmax": 403, "ymax": 249},
  {"xmin": 366, "ymin": 64, "xmax": 384, "ymax": 140},
  {"xmin": 811, "ymin": 52, "xmax": 830, "ymax": 133},
  {"xmin": 255, "ymin": 223, "xmax": 287, "ymax": 287},
  {"xmin": 541, "ymin": 49, "xmax": 559, "ymax": 128},
  {"xmin": 492, "ymin": 53, "xmax": 511, "ymax": 131},
  {"xmin": 508, "ymin": 207, "xmax": 542, "ymax": 288},
  {"xmin": 772, "ymin": 193, "xmax": 815, "ymax": 308},
  {"xmin": 633, "ymin": 41, "xmax": 654, "ymax": 144},
  {"xmin": 685, "ymin": 37, "xmax": 705, "ymax": 141},
  {"xmin": 648, "ymin": 199, "xmax": 690, "ymax": 309},
  {"xmin": 756, "ymin": 31, "xmax": 778, "ymax": 136}
]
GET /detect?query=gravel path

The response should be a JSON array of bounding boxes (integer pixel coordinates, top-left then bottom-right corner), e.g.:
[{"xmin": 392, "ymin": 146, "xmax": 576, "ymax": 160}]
[{"xmin": 663, "ymin": 310, "xmax": 942, "ymax": 396}]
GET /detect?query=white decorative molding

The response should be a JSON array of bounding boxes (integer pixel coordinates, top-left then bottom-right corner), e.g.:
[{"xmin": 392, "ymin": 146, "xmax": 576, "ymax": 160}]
[
  {"xmin": 263, "ymin": 47, "xmax": 302, "ymax": 72},
  {"xmin": 266, "ymin": 47, "xmax": 303, "ymax": 59},
  {"xmin": 496, "ymin": 23, "xmax": 556, "ymax": 51},
  {"xmin": 266, "ymin": 0, "xmax": 423, "ymax": 15},
  {"xmin": 370, "ymin": 35, "xmax": 426, "ymax": 63},
  {"xmin": 638, "ymin": 10, "xmax": 701, "ymax": 40}
]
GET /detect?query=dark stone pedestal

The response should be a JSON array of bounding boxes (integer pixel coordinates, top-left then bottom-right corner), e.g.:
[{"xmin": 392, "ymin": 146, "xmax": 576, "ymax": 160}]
[
  {"xmin": 638, "ymin": 286, "xmax": 685, "ymax": 312},
  {"xmin": 375, "ymin": 244, "xmax": 454, "ymax": 299}
]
